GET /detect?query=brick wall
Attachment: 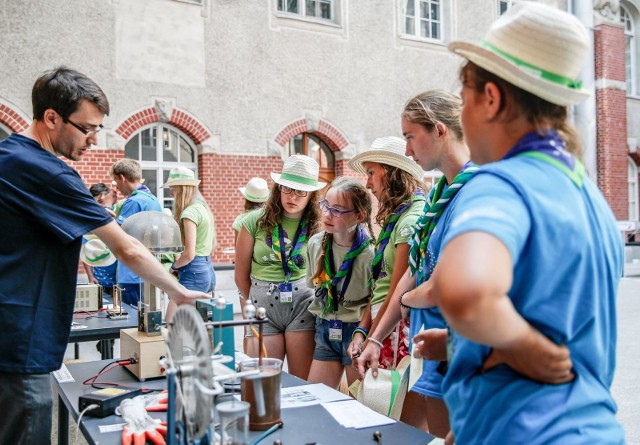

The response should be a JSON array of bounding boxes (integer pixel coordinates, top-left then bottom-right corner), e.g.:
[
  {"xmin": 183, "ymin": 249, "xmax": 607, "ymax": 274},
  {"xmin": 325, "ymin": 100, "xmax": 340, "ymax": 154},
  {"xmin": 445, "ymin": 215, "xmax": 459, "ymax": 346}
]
[{"xmin": 595, "ymin": 23, "xmax": 629, "ymax": 219}]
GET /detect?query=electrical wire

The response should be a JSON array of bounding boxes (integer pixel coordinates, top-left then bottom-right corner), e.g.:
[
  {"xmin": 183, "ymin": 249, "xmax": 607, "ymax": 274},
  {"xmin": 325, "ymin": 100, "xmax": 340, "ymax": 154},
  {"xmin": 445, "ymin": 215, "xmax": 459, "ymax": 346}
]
[
  {"xmin": 82, "ymin": 359, "xmax": 138, "ymax": 389},
  {"xmin": 75, "ymin": 403, "xmax": 99, "ymax": 445}
]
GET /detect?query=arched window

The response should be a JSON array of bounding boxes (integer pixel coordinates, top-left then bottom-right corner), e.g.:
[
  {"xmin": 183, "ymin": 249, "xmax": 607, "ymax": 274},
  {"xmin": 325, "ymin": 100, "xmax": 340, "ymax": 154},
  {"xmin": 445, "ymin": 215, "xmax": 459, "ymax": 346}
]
[
  {"xmin": 621, "ymin": 3, "xmax": 637, "ymax": 96},
  {"xmin": 629, "ymin": 158, "xmax": 639, "ymax": 221},
  {"xmin": 284, "ymin": 132, "xmax": 335, "ymax": 184},
  {"xmin": 124, "ymin": 124, "xmax": 198, "ymax": 209}
]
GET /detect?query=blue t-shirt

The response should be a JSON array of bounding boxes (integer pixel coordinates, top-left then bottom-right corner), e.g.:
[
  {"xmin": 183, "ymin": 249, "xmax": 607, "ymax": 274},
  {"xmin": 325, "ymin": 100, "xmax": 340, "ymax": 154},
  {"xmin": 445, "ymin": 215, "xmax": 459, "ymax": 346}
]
[
  {"xmin": 441, "ymin": 156, "xmax": 625, "ymax": 443},
  {"xmin": 115, "ymin": 186, "xmax": 161, "ymax": 284},
  {"xmin": 0, "ymin": 134, "xmax": 113, "ymax": 373},
  {"xmin": 409, "ymin": 185, "xmax": 452, "ymax": 398}
]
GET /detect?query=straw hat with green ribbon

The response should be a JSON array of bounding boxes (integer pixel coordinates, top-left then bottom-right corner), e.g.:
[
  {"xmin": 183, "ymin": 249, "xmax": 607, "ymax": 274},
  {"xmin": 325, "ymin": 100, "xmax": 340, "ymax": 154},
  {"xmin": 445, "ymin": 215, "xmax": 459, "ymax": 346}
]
[
  {"xmin": 80, "ymin": 239, "xmax": 116, "ymax": 267},
  {"xmin": 270, "ymin": 154, "xmax": 326, "ymax": 192},
  {"xmin": 161, "ymin": 167, "xmax": 201, "ymax": 187},
  {"xmin": 448, "ymin": 2, "xmax": 590, "ymax": 106}
]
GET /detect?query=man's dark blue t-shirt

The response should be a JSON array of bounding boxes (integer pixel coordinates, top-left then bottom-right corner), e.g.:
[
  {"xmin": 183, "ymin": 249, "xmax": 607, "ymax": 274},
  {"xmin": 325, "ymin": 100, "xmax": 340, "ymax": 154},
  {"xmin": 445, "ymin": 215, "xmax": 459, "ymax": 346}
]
[{"xmin": 0, "ymin": 134, "xmax": 113, "ymax": 373}]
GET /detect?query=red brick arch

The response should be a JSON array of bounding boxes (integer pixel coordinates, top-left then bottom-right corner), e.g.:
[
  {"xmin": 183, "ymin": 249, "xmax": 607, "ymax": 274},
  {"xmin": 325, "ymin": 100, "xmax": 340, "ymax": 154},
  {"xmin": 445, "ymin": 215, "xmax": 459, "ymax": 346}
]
[
  {"xmin": 115, "ymin": 107, "xmax": 211, "ymax": 145},
  {"xmin": 274, "ymin": 118, "xmax": 349, "ymax": 152},
  {"xmin": 0, "ymin": 101, "xmax": 30, "ymax": 132}
]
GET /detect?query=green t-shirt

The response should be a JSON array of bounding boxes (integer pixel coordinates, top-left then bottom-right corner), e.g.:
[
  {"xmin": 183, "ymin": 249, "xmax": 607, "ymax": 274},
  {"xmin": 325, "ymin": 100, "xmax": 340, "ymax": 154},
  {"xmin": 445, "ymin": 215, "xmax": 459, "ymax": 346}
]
[
  {"xmin": 232, "ymin": 212, "xmax": 248, "ymax": 233},
  {"xmin": 370, "ymin": 199, "xmax": 424, "ymax": 306},
  {"xmin": 181, "ymin": 201, "xmax": 215, "ymax": 256},
  {"xmin": 242, "ymin": 209, "xmax": 309, "ymax": 282},
  {"xmin": 306, "ymin": 231, "xmax": 374, "ymax": 323}
]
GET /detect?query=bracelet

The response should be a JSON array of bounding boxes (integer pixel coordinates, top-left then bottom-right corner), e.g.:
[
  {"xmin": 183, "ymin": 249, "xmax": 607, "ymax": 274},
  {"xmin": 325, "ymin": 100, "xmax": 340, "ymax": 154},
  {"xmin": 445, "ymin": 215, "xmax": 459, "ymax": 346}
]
[
  {"xmin": 368, "ymin": 337, "xmax": 384, "ymax": 348},
  {"xmin": 399, "ymin": 290, "xmax": 413, "ymax": 310},
  {"xmin": 170, "ymin": 263, "xmax": 178, "ymax": 271},
  {"xmin": 351, "ymin": 326, "xmax": 369, "ymax": 341}
]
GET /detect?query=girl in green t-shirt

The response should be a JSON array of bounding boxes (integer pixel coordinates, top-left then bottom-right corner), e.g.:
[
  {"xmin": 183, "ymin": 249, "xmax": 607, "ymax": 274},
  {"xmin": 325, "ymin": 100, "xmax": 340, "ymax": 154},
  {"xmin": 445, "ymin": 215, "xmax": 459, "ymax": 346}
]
[
  {"xmin": 232, "ymin": 177, "xmax": 269, "ymax": 246},
  {"xmin": 235, "ymin": 155, "xmax": 323, "ymax": 380}
]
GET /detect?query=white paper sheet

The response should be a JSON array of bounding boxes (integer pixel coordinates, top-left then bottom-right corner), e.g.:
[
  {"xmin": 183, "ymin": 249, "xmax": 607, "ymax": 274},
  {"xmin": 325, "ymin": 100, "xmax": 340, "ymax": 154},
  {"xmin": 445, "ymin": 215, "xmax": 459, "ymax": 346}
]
[
  {"xmin": 281, "ymin": 383, "xmax": 351, "ymax": 409},
  {"xmin": 321, "ymin": 400, "xmax": 396, "ymax": 429}
]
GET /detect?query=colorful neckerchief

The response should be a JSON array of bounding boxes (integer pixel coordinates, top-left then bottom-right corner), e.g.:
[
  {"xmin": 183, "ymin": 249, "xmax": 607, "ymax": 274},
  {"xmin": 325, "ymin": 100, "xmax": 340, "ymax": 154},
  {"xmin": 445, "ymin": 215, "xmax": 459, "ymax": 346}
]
[
  {"xmin": 272, "ymin": 218, "xmax": 308, "ymax": 282},
  {"xmin": 314, "ymin": 225, "xmax": 371, "ymax": 314},
  {"xmin": 504, "ymin": 130, "xmax": 585, "ymax": 188},
  {"xmin": 408, "ymin": 162, "xmax": 478, "ymax": 283},
  {"xmin": 369, "ymin": 189, "xmax": 425, "ymax": 289}
]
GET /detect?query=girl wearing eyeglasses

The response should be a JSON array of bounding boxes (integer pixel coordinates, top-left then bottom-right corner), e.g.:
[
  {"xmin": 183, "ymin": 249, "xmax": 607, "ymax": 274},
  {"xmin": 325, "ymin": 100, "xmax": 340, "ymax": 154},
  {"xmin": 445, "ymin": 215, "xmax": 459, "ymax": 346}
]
[
  {"xmin": 304, "ymin": 177, "xmax": 375, "ymax": 388},
  {"xmin": 235, "ymin": 155, "xmax": 323, "ymax": 379},
  {"xmin": 347, "ymin": 137, "xmax": 425, "ymax": 375}
]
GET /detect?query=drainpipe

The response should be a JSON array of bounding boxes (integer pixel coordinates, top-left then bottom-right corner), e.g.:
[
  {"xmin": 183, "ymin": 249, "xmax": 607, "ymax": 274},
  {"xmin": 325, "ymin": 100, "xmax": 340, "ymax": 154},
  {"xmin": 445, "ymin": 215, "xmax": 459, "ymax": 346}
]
[{"xmin": 570, "ymin": 0, "xmax": 598, "ymax": 181}]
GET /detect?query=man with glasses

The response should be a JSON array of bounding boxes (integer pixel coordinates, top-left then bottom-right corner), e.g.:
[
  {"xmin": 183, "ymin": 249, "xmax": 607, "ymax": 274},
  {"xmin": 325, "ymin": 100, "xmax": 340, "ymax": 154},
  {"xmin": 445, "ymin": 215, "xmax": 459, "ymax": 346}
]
[{"xmin": 0, "ymin": 67, "xmax": 208, "ymax": 444}]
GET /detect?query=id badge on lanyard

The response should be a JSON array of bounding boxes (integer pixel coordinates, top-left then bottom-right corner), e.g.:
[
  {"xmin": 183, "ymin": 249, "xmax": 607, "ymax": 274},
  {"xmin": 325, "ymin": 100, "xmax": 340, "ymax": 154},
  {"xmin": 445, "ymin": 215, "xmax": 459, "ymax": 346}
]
[
  {"xmin": 279, "ymin": 282, "xmax": 293, "ymax": 304},
  {"xmin": 329, "ymin": 318, "xmax": 343, "ymax": 342}
]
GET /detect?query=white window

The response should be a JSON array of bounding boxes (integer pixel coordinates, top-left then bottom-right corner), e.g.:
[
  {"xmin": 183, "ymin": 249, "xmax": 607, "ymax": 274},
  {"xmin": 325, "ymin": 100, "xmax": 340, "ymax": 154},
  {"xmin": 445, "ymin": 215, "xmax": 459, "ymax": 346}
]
[
  {"xmin": 403, "ymin": 0, "xmax": 442, "ymax": 41},
  {"xmin": 630, "ymin": 158, "xmax": 639, "ymax": 221},
  {"xmin": 498, "ymin": 0, "xmax": 511, "ymax": 15},
  {"xmin": 621, "ymin": 4, "xmax": 637, "ymax": 96},
  {"xmin": 278, "ymin": 0, "xmax": 334, "ymax": 22},
  {"xmin": 422, "ymin": 169, "xmax": 443, "ymax": 192},
  {"xmin": 124, "ymin": 124, "xmax": 198, "ymax": 209}
]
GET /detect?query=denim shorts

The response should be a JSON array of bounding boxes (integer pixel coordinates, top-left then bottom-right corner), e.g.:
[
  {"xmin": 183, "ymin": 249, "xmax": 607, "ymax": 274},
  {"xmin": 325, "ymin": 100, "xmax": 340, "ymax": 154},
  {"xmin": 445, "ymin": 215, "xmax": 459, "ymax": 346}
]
[
  {"xmin": 313, "ymin": 317, "xmax": 358, "ymax": 365},
  {"xmin": 178, "ymin": 256, "xmax": 216, "ymax": 293},
  {"xmin": 246, "ymin": 277, "xmax": 315, "ymax": 335}
]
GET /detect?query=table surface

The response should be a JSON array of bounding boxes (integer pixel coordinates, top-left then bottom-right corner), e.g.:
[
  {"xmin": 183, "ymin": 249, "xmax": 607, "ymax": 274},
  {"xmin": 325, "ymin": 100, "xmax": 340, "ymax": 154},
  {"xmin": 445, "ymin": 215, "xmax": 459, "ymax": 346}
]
[
  {"xmin": 53, "ymin": 359, "xmax": 436, "ymax": 445},
  {"xmin": 69, "ymin": 302, "xmax": 139, "ymax": 342}
]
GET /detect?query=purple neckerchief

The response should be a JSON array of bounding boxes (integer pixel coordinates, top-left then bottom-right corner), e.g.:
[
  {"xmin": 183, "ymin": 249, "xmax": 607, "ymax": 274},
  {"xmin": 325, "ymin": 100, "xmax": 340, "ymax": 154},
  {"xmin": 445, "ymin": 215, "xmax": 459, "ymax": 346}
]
[{"xmin": 503, "ymin": 130, "xmax": 575, "ymax": 169}]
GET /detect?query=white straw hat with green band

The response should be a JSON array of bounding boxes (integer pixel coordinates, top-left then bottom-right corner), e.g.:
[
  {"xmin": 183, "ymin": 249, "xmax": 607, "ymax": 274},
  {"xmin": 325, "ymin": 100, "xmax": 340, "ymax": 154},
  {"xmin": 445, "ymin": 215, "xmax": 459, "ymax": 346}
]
[
  {"xmin": 161, "ymin": 166, "xmax": 201, "ymax": 187},
  {"xmin": 80, "ymin": 239, "xmax": 116, "ymax": 267},
  {"xmin": 270, "ymin": 154, "xmax": 326, "ymax": 192},
  {"xmin": 448, "ymin": 2, "xmax": 590, "ymax": 106},
  {"xmin": 349, "ymin": 136, "xmax": 424, "ymax": 181},
  {"xmin": 239, "ymin": 177, "xmax": 270, "ymax": 203}
]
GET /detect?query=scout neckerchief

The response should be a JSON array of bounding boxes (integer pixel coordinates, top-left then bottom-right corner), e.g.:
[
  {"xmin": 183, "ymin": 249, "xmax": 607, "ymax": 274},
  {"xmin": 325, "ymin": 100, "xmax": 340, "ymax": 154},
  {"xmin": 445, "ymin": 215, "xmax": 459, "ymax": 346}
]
[
  {"xmin": 408, "ymin": 162, "xmax": 479, "ymax": 283},
  {"xmin": 130, "ymin": 185, "xmax": 156, "ymax": 200},
  {"xmin": 315, "ymin": 225, "xmax": 371, "ymax": 315},
  {"xmin": 504, "ymin": 130, "xmax": 585, "ymax": 188},
  {"xmin": 369, "ymin": 189, "xmax": 425, "ymax": 289},
  {"xmin": 272, "ymin": 218, "xmax": 308, "ymax": 282}
]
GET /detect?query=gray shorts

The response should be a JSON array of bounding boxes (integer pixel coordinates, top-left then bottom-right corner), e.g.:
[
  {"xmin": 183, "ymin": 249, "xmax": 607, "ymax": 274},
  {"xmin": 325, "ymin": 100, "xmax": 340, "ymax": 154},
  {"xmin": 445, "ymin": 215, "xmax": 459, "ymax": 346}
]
[{"xmin": 246, "ymin": 277, "xmax": 315, "ymax": 335}]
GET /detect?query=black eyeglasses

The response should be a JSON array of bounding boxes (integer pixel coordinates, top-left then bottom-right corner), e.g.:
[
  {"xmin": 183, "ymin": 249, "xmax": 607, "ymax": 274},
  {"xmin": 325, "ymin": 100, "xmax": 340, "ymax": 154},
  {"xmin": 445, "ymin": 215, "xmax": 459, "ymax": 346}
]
[
  {"xmin": 319, "ymin": 199, "xmax": 355, "ymax": 218},
  {"xmin": 279, "ymin": 184, "xmax": 309, "ymax": 198},
  {"xmin": 64, "ymin": 117, "xmax": 103, "ymax": 137}
]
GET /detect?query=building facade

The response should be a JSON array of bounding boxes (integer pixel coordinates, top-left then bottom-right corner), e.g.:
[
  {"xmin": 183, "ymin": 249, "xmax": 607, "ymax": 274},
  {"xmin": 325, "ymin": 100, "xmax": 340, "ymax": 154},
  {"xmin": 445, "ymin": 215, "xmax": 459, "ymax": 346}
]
[{"xmin": 0, "ymin": 0, "xmax": 638, "ymax": 263}]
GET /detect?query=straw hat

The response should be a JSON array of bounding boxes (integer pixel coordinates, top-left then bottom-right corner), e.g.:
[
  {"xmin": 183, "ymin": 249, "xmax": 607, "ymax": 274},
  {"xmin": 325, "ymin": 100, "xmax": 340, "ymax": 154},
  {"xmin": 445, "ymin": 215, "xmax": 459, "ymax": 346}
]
[
  {"xmin": 448, "ymin": 2, "xmax": 590, "ymax": 106},
  {"xmin": 350, "ymin": 355, "xmax": 411, "ymax": 420},
  {"xmin": 349, "ymin": 136, "xmax": 423, "ymax": 181},
  {"xmin": 270, "ymin": 154, "xmax": 326, "ymax": 192},
  {"xmin": 161, "ymin": 167, "xmax": 201, "ymax": 188},
  {"xmin": 239, "ymin": 177, "xmax": 270, "ymax": 203},
  {"xmin": 80, "ymin": 239, "xmax": 116, "ymax": 267}
]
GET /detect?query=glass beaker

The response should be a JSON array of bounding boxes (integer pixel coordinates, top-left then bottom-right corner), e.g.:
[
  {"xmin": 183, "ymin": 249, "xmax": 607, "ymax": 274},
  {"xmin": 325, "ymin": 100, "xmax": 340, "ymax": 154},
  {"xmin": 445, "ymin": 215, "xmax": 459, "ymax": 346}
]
[
  {"xmin": 240, "ymin": 358, "xmax": 283, "ymax": 431},
  {"xmin": 216, "ymin": 400, "xmax": 250, "ymax": 445}
]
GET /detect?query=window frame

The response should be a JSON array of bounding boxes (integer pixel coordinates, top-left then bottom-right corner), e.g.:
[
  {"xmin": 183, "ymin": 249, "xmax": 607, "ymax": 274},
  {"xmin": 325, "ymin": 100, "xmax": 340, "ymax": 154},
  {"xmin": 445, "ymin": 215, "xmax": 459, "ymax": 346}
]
[
  {"xmin": 621, "ymin": 3, "xmax": 637, "ymax": 97},
  {"xmin": 124, "ymin": 123, "xmax": 198, "ymax": 209},
  {"xmin": 276, "ymin": 0, "xmax": 337, "ymax": 25},
  {"xmin": 401, "ymin": 0, "xmax": 443, "ymax": 42},
  {"xmin": 629, "ymin": 158, "xmax": 639, "ymax": 221}
]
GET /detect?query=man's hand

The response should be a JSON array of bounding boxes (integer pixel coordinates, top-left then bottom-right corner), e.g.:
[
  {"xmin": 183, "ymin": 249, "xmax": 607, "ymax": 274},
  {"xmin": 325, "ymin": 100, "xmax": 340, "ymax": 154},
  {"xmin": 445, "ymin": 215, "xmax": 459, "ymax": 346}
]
[
  {"xmin": 170, "ymin": 289, "xmax": 208, "ymax": 306},
  {"xmin": 482, "ymin": 328, "xmax": 574, "ymax": 384},
  {"xmin": 412, "ymin": 328, "xmax": 448, "ymax": 361}
]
